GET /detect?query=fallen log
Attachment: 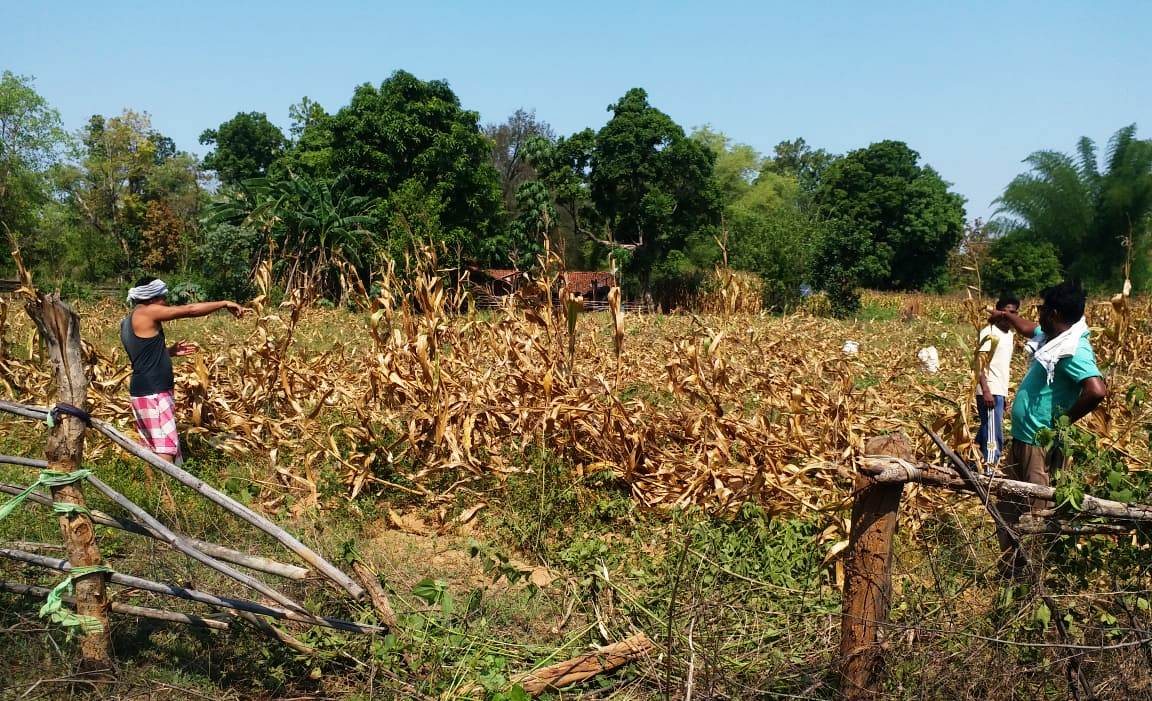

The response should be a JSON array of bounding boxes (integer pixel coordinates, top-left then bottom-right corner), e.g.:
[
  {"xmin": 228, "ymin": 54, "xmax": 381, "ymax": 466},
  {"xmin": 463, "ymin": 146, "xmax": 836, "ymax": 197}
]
[
  {"xmin": 351, "ymin": 559, "xmax": 398, "ymax": 627},
  {"xmin": 0, "ymin": 580, "xmax": 229, "ymax": 631}
]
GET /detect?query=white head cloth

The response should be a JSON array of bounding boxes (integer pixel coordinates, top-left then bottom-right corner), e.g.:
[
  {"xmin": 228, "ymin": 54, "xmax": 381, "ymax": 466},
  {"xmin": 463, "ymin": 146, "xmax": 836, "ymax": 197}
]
[
  {"xmin": 1026, "ymin": 318, "xmax": 1090, "ymax": 385},
  {"xmin": 127, "ymin": 279, "xmax": 169, "ymax": 304}
]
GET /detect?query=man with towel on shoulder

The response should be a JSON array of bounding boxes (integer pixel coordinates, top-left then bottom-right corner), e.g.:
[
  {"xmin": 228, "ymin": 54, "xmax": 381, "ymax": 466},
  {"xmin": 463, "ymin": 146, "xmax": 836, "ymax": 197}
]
[
  {"xmin": 987, "ymin": 280, "xmax": 1108, "ymax": 574},
  {"xmin": 121, "ymin": 277, "xmax": 246, "ymax": 465}
]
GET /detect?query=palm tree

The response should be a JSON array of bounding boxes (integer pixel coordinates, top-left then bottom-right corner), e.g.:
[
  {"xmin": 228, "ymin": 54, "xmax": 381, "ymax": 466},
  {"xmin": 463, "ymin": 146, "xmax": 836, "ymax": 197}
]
[{"xmin": 992, "ymin": 124, "xmax": 1152, "ymax": 288}]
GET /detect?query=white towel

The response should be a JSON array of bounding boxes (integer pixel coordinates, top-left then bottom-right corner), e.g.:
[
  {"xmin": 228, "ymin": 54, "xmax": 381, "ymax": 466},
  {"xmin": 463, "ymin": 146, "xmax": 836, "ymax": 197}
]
[
  {"xmin": 1027, "ymin": 318, "xmax": 1089, "ymax": 385},
  {"xmin": 127, "ymin": 279, "xmax": 168, "ymax": 304}
]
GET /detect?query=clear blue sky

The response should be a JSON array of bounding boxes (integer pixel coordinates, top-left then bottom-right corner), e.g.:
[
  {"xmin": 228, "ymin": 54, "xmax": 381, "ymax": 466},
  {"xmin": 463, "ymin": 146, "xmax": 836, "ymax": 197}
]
[{"xmin": 5, "ymin": 0, "xmax": 1149, "ymax": 220}]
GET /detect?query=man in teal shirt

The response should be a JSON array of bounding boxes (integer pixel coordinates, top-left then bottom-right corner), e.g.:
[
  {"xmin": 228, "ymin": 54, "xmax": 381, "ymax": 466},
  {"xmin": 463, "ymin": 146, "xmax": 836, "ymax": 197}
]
[{"xmin": 987, "ymin": 280, "xmax": 1107, "ymax": 574}]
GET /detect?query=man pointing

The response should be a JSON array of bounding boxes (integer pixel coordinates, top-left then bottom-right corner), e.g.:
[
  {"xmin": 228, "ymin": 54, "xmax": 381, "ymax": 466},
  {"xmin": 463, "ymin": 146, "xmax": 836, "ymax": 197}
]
[{"xmin": 121, "ymin": 277, "xmax": 245, "ymax": 464}]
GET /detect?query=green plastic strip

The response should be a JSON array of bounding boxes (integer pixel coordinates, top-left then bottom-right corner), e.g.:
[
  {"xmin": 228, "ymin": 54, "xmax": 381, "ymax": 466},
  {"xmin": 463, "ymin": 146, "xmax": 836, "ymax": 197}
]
[
  {"xmin": 0, "ymin": 469, "xmax": 92, "ymax": 521},
  {"xmin": 39, "ymin": 565, "xmax": 113, "ymax": 634}
]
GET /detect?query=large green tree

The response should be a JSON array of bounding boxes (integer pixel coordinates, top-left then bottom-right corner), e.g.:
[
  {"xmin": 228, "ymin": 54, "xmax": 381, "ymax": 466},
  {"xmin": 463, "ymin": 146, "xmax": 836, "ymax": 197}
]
[
  {"xmin": 484, "ymin": 109, "xmax": 555, "ymax": 216},
  {"xmin": 692, "ymin": 127, "xmax": 799, "ymax": 217},
  {"xmin": 692, "ymin": 127, "xmax": 820, "ymax": 310},
  {"xmin": 764, "ymin": 137, "xmax": 836, "ymax": 208},
  {"xmin": 992, "ymin": 124, "xmax": 1152, "ymax": 289},
  {"xmin": 813, "ymin": 140, "xmax": 965, "ymax": 302},
  {"xmin": 199, "ymin": 111, "xmax": 287, "ymax": 186},
  {"xmin": 61, "ymin": 110, "xmax": 201, "ymax": 276},
  {"xmin": 0, "ymin": 71, "xmax": 68, "ymax": 242},
  {"xmin": 328, "ymin": 71, "xmax": 503, "ymax": 262},
  {"xmin": 483, "ymin": 110, "xmax": 559, "ymax": 266},
  {"xmin": 269, "ymin": 97, "xmax": 335, "ymax": 179},
  {"xmin": 520, "ymin": 128, "xmax": 596, "ymax": 267},
  {"xmin": 204, "ymin": 171, "xmax": 377, "ymax": 295},
  {"xmin": 982, "ymin": 230, "xmax": 1063, "ymax": 297},
  {"xmin": 588, "ymin": 88, "xmax": 720, "ymax": 300}
]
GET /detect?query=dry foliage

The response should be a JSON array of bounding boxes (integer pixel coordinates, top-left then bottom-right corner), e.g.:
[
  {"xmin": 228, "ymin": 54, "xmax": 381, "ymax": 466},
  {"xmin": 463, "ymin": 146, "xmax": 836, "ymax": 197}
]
[
  {"xmin": 694, "ymin": 267, "xmax": 765, "ymax": 315},
  {"xmin": 1, "ymin": 255, "xmax": 1148, "ymax": 545}
]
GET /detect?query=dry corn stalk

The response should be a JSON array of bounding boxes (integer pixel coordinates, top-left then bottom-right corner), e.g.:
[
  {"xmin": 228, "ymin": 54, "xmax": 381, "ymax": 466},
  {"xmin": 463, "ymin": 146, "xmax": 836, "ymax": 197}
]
[{"xmin": 1, "ymin": 247, "xmax": 1147, "ymax": 545}]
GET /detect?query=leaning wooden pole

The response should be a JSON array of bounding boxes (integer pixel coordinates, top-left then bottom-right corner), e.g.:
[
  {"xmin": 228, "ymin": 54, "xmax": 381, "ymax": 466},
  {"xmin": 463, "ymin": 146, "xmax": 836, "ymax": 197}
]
[
  {"xmin": 26, "ymin": 292, "xmax": 112, "ymax": 673},
  {"xmin": 0, "ymin": 548, "xmax": 387, "ymax": 634},
  {"xmin": 0, "ymin": 479, "xmax": 309, "ymax": 580},
  {"xmin": 0, "ymin": 400, "xmax": 366, "ymax": 601},
  {"xmin": 0, "ymin": 581, "xmax": 230, "ymax": 631},
  {"xmin": 88, "ymin": 416, "xmax": 365, "ymax": 600},
  {"xmin": 839, "ymin": 434, "xmax": 910, "ymax": 701}
]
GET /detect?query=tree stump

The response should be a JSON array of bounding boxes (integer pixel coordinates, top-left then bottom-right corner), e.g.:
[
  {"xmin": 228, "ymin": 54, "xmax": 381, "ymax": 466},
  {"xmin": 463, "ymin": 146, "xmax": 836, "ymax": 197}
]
[
  {"xmin": 839, "ymin": 433, "xmax": 910, "ymax": 700},
  {"xmin": 27, "ymin": 293, "xmax": 112, "ymax": 674}
]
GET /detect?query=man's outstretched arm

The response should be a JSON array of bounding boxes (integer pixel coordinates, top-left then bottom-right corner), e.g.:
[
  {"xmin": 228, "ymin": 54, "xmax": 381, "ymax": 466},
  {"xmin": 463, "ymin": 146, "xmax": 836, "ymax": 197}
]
[{"xmin": 138, "ymin": 300, "xmax": 245, "ymax": 323}]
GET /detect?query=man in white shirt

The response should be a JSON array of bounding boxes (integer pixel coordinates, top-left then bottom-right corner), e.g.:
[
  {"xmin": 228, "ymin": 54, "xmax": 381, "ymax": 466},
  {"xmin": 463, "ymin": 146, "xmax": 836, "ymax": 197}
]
[{"xmin": 975, "ymin": 293, "xmax": 1019, "ymax": 470}]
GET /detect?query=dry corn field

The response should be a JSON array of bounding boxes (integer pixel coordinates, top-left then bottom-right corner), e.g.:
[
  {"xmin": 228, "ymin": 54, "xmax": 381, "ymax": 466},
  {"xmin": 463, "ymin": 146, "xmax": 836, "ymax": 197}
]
[
  {"xmin": 0, "ymin": 261, "xmax": 1148, "ymax": 553},
  {"xmin": 2, "ymin": 260, "xmax": 1152, "ymax": 700}
]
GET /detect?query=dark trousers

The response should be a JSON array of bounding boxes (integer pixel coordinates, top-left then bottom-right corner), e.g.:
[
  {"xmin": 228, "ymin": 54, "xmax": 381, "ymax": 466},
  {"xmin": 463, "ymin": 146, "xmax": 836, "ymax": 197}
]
[{"xmin": 995, "ymin": 440, "xmax": 1064, "ymax": 574}]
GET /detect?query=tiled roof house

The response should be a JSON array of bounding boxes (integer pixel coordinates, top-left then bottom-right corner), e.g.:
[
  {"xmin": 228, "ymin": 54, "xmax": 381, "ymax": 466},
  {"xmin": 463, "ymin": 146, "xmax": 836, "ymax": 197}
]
[{"xmin": 560, "ymin": 272, "xmax": 616, "ymax": 297}]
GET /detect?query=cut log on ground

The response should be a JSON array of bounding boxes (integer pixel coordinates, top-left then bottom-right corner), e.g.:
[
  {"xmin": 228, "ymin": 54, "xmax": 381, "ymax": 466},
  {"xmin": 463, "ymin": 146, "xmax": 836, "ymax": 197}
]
[
  {"xmin": 514, "ymin": 633, "xmax": 654, "ymax": 696},
  {"xmin": 351, "ymin": 559, "xmax": 398, "ymax": 627}
]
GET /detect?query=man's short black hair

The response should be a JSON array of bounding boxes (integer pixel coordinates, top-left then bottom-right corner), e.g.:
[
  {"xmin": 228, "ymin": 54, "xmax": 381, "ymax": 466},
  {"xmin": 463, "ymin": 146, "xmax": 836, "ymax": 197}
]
[
  {"xmin": 1040, "ymin": 280, "xmax": 1086, "ymax": 323},
  {"xmin": 995, "ymin": 292, "xmax": 1020, "ymax": 311},
  {"xmin": 135, "ymin": 275, "xmax": 159, "ymax": 288}
]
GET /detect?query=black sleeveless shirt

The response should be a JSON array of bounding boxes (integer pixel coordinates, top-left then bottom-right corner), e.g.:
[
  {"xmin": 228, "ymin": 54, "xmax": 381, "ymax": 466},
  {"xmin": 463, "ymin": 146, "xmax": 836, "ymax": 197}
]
[{"xmin": 120, "ymin": 311, "xmax": 174, "ymax": 397}]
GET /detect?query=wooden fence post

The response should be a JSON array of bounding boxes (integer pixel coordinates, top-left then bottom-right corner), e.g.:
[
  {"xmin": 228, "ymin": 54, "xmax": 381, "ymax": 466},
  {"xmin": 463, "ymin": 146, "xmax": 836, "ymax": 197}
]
[
  {"xmin": 27, "ymin": 292, "xmax": 112, "ymax": 673},
  {"xmin": 839, "ymin": 434, "xmax": 910, "ymax": 700}
]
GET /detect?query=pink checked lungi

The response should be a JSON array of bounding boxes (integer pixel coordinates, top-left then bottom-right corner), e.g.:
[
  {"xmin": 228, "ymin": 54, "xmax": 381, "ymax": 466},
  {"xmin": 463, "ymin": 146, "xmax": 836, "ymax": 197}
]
[{"xmin": 129, "ymin": 390, "xmax": 183, "ymax": 464}]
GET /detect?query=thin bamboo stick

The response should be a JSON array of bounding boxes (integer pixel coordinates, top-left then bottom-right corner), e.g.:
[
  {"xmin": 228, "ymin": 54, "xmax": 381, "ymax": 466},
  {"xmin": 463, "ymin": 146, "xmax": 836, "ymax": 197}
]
[
  {"xmin": 0, "ymin": 454, "xmax": 47, "ymax": 468},
  {"xmin": 83, "ymin": 473, "xmax": 307, "ymax": 614},
  {"xmin": 0, "ymin": 580, "xmax": 229, "ymax": 631},
  {"xmin": 0, "ymin": 400, "xmax": 364, "ymax": 600},
  {"xmin": 0, "ymin": 400, "xmax": 50, "ymax": 421},
  {"xmin": 231, "ymin": 610, "xmax": 317, "ymax": 655},
  {"xmin": 0, "ymin": 547, "xmax": 386, "ymax": 635},
  {"xmin": 0, "ymin": 472, "xmax": 310, "ymax": 581}
]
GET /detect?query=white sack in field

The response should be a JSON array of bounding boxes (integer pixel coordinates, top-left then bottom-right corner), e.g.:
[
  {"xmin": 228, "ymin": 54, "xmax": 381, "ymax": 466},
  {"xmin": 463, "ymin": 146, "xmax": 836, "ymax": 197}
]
[{"xmin": 917, "ymin": 346, "xmax": 939, "ymax": 373}]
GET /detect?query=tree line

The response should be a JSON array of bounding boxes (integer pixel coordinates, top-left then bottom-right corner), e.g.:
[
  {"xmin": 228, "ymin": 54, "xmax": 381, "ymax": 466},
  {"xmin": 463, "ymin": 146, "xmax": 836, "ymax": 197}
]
[{"xmin": 2, "ymin": 68, "xmax": 1149, "ymax": 313}]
